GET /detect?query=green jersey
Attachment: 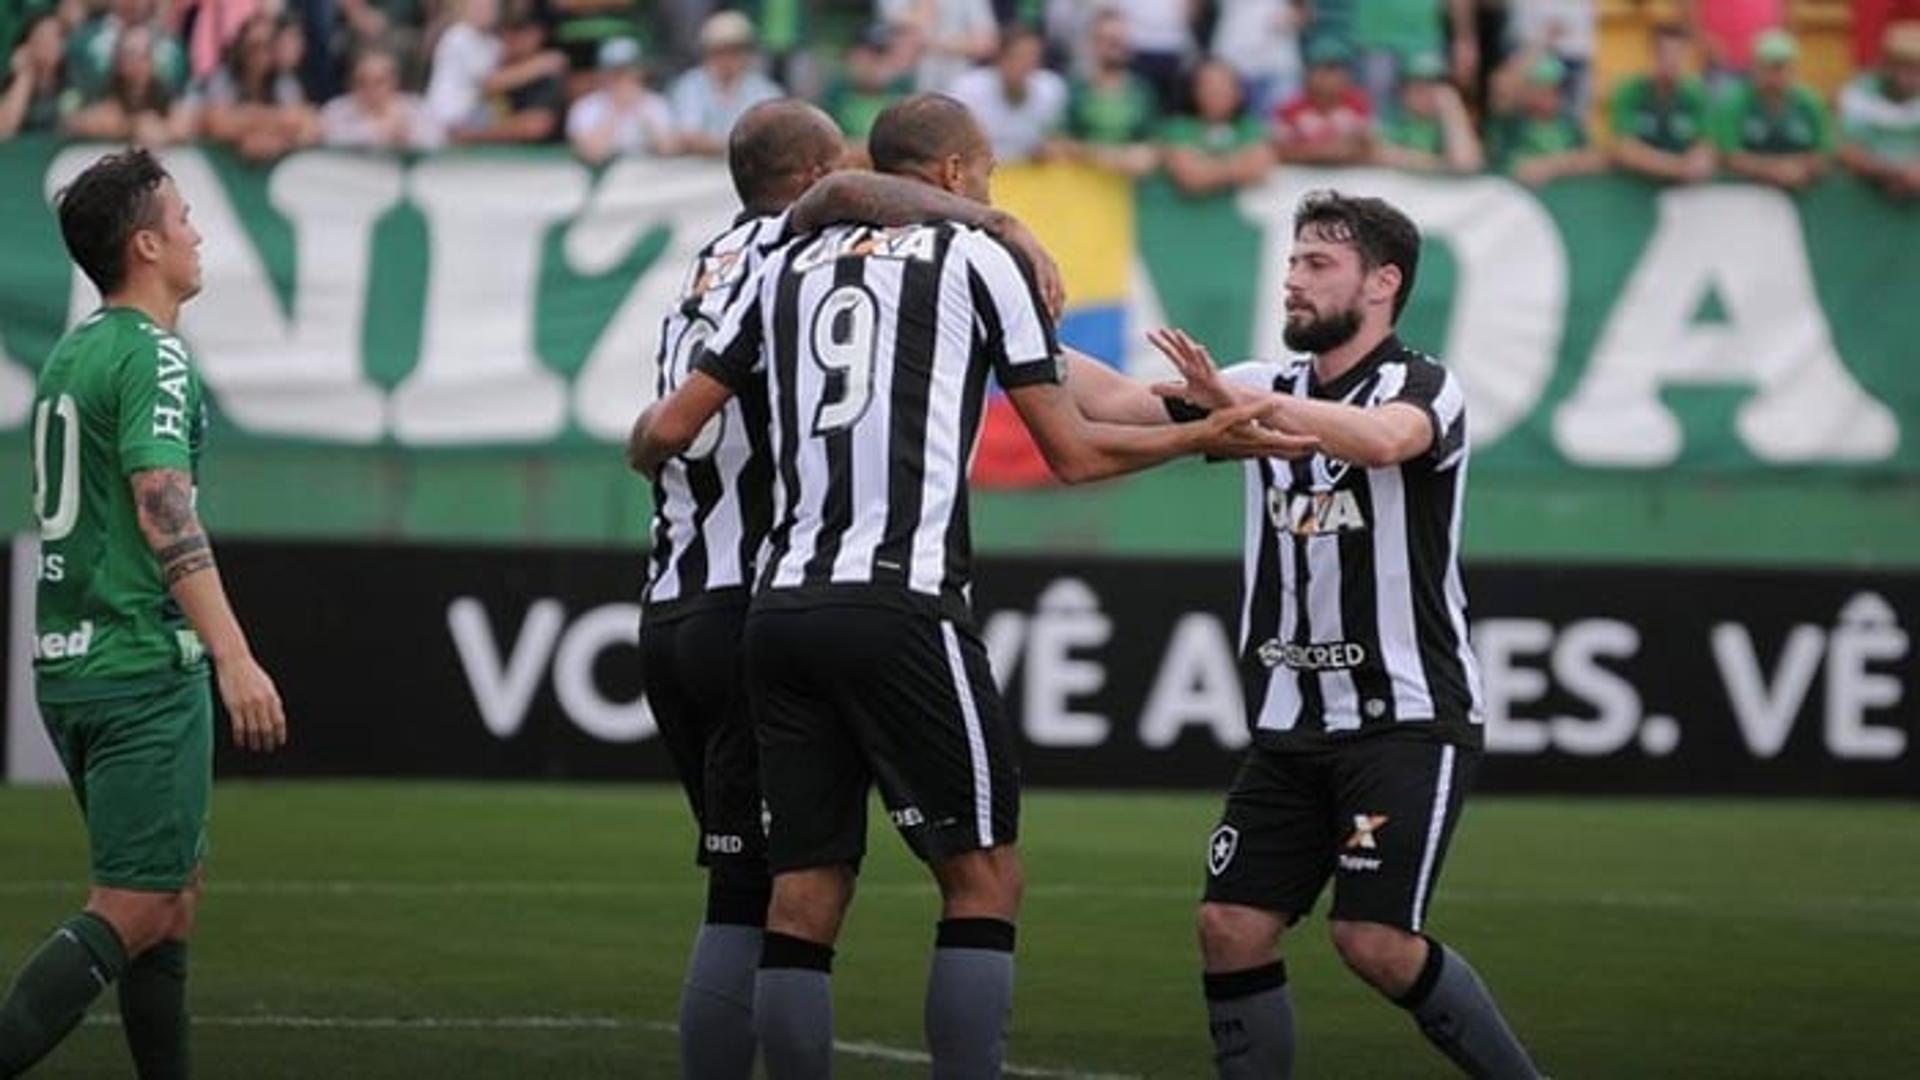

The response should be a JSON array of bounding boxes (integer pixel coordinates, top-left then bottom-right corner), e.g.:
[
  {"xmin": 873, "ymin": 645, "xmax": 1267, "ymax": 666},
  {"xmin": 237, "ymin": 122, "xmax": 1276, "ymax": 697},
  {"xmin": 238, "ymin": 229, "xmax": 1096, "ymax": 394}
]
[
  {"xmin": 1491, "ymin": 111, "xmax": 1588, "ymax": 171},
  {"xmin": 1711, "ymin": 80, "xmax": 1831, "ymax": 155},
  {"xmin": 1159, "ymin": 114, "xmax": 1267, "ymax": 154},
  {"xmin": 31, "ymin": 306, "xmax": 208, "ymax": 701},
  {"xmin": 1380, "ymin": 108, "xmax": 1445, "ymax": 155},
  {"xmin": 1065, "ymin": 74, "xmax": 1158, "ymax": 145},
  {"xmin": 1609, "ymin": 74, "xmax": 1711, "ymax": 153}
]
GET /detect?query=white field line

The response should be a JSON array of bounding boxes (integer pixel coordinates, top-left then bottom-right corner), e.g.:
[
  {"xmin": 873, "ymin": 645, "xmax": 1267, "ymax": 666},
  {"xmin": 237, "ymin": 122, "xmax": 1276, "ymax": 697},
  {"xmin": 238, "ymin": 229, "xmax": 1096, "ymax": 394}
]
[
  {"xmin": 82, "ymin": 1013, "xmax": 1139, "ymax": 1080},
  {"xmin": 7, "ymin": 879, "xmax": 1920, "ymax": 914}
]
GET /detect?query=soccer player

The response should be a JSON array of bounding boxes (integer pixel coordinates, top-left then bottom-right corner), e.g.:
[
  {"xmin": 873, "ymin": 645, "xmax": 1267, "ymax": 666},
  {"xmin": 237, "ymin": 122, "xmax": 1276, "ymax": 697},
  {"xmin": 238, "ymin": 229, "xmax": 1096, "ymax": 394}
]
[
  {"xmin": 1149, "ymin": 192, "xmax": 1543, "ymax": 1079},
  {"xmin": 0, "ymin": 148, "xmax": 287, "ymax": 1077},
  {"xmin": 631, "ymin": 97, "xmax": 1090, "ymax": 1080},
  {"xmin": 634, "ymin": 94, "xmax": 1304, "ymax": 1080}
]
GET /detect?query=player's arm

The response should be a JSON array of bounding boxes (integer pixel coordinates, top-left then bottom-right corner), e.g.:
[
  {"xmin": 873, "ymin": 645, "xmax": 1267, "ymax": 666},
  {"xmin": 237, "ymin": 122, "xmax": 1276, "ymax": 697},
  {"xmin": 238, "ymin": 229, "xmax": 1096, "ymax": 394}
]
[
  {"xmin": 1062, "ymin": 349, "xmax": 1175, "ymax": 425},
  {"xmin": 627, "ymin": 371, "xmax": 737, "ymax": 478},
  {"xmin": 628, "ymin": 275, "xmax": 763, "ymax": 478},
  {"xmin": 128, "ymin": 469, "xmax": 286, "ymax": 752},
  {"xmin": 1147, "ymin": 326, "xmax": 1434, "ymax": 466},
  {"xmin": 1010, "ymin": 380, "xmax": 1313, "ymax": 483},
  {"xmin": 787, "ymin": 170, "xmax": 1066, "ymax": 317}
]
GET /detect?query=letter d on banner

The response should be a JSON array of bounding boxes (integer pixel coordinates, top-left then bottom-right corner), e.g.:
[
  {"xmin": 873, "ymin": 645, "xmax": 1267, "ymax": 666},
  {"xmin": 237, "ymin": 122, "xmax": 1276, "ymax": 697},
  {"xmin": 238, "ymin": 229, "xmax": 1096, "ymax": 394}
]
[{"xmin": 7, "ymin": 535, "xmax": 67, "ymax": 784}]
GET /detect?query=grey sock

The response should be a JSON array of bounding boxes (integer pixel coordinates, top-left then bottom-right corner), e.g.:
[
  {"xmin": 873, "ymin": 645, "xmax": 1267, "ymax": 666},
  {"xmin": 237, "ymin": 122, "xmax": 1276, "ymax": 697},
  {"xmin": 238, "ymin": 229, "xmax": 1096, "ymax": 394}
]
[
  {"xmin": 679, "ymin": 923, "xmax": 761, "ymax": 1080},
  {"xmin": 753, "ymin": 933, "xmax": 834, "ymax": 1080},
  {"xmin": 925, "ymin": 919, "xmax": 1017, "ymax": 1080},
  {"xmin": 1397, "ymin": 940, "xmax": 1540, "ymax": 1080},
  {"xmin": 1203, "ymin": 962, "xmax": 1294, "ymax": 1080}
]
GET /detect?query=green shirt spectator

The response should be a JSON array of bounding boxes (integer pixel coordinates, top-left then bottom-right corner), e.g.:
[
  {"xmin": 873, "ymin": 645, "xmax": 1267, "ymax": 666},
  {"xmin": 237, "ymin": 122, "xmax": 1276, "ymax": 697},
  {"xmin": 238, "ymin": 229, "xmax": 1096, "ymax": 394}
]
[
  {"xmin": 1065, "ymin": 74, "xmax": 1158, "ymax": 144},
  {"xmin": 66, "ymin": 0, "xmax": 187, "ymax": 101},
  {"xmin": 1375, "ymin": 52, "xmax": 1482, "ymax": 172},
  {"xmin": 1490, "ymin": 111, "xmax": 1587, "ymax": 168},
  {"xmin": 1487, "ymin": 49, "xmax": 1605, "ymax": 185},
  {"xmin": 1711, "ymin": 79, "xmax": 1831, "ymax": 155},
  {"xmin": 1836, "ymin": 21, "xmax": 1920, "ymax": 198},
  {"xmin": 1611, "ymin": 73, "xmax": 1712, "ymax": 153},
  {"xmin": 1160, "ymin": 57, "xmax": 1275, "ymax": 195},
  {"xmin": 1161, "ymin": 113, "xmax": 1267, "ymax": 153}
]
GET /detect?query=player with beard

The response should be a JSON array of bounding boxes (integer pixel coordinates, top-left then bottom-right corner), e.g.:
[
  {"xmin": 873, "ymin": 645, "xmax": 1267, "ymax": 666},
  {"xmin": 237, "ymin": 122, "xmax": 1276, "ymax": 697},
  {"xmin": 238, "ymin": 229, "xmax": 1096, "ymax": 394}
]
[{"xmin": 1151, "ymin": 191, "xmax": 1542, "ymax": 1079}]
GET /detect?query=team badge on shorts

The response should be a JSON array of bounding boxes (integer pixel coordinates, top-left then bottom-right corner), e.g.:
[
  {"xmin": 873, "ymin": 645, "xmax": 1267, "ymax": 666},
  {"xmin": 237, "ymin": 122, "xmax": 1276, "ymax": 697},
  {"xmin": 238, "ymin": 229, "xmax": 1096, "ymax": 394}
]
[{"xmin": 1207, "ymin": 825, "xmax": 1239, "ymax": 876}]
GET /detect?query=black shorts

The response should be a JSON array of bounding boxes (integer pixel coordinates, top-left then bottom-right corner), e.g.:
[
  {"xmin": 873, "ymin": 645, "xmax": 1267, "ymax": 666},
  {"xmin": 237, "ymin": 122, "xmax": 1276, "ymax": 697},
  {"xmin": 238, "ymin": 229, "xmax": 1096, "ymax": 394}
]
[
  {"xmin": 745, "ymin": 605, "xmax": 1019, "ymax": 873},
  {"xmin": 641, "ymin": 603, "xmax": 767, "ymax": 884},
  {"xmin": 1202, "ymin": 732, "xmax": 1477, "ymax": 933}
]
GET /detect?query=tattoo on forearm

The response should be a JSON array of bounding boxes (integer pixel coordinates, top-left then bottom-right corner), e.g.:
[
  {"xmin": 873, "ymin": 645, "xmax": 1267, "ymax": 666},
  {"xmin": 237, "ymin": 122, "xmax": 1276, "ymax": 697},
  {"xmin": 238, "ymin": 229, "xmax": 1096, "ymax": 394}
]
[
  {"xmin": 135, "ymin": 470, "xmax": 197, "ymax": 540},
  {"xmin": 155, "ymin": 534, "xmax": 209, "ymax": 565},
  {"xmin": 163, "ymin": 550, "xmax": 215, "ymax": 586}
]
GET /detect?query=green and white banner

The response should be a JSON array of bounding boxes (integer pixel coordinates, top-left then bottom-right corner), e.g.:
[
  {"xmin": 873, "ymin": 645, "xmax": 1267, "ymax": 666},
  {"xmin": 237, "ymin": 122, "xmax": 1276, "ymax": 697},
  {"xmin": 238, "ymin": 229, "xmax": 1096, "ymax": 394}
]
[{"xmin": 0, "ymin": 139, "xmax": 1912, "ymax": 470}]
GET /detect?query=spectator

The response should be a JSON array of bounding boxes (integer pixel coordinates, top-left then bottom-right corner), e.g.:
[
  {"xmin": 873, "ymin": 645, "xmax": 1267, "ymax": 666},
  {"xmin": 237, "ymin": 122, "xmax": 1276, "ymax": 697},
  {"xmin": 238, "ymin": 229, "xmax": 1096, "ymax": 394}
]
[
  {"xmin": 1106, "ymin": 0, "xmax": 1193, "ymax": 106},
  {"xmin": 567, "ymin": 36, "xmax": 677, "ymax": 163},
  {"xmin": 1374, "ymin": 50, "xmax": 1481, "ymax": 173},
  {"xmin": 66, "ymin": 0, "xmax": 185, "ymax": 100},
  {"xmin": 1, "ymin": 12, "xmax": 74, "ymax": 138},
  {"xmin": 424, "ymin": 0, "xmax": 502, "ymax": 132},
  {"xmin": 320, "ymin": 47, "xmax": 445, "ymax": 150},
  {"xmin": 451, "ymin": 10, "xmax": 566, "ymax": 144},
  {"xmin": 1316, "ymin": 0, "xmax": 1474, "ymax": 108},
  {"xmin": 881, "ymin": 0, "xmax": 997, "ymax": 94},
  {"xmin": 1052, "ymin": 9, "xmax": 1159, "ymax": 177},
  {"xmin": 1686, "ymin": 0, "xmax": 1783, "ymax": 80},
  {"xmin": 1271, "ymin": 36, "xmax": 1372, "ymax": 166},
  {"xmin": 1507, "ymin": 0, "xmax": 1595, "ymax": 112},
  {"xmin": 824, "ymin": 23, "xmax": 912, "ymax": 143},
  {"xmin": 668, "ymin": 11, "xmax": 781, "ymax": 155},
  {"xmin": 1855, "ymin": 0, "xmax": 1920, "ymax": 66},
  {"xmin": 63, "ymin": 24, "xmax": 189, "ymax": 145},
  {"xmin": 1711, "ymin": 29, "xmax": 1830, "ymax": 191},
  {"xmin": 1487, "ymin": 50, "xmax": 1605, "ymax": 186},
  {"xmin": 1838, "ymin": 21, "xmax": 1920, "ymax": 199},
  {"xmin": 1610, "ymin": 21, "xmax": 1716, "ymax": 184},
  {"xmin": 1209, "ymin": 0, "xmax": 1301, "ymax": 117},
  {"xmin": 192, "ymin": 14, "xmax": 320, "ymax": 162},
  {"xmin": 330, "ymin": 0, "xmax": 428, "ymax": 89},
  {"xmin": 1159, "ymin": 55, "xmax": 1274, "ymax": 196},
  {"xmin": 948, "ymin": 24, "xmax": 1067, "ymax": 162}
]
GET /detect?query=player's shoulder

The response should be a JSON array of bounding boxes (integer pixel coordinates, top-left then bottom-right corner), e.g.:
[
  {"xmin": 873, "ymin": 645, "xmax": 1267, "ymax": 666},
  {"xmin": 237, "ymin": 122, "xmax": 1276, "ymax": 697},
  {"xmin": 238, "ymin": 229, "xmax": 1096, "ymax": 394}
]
[
  {"xmin": 1219, "ymin": 356, "xmax": 1301, "ymax": 392},
  {"xmin": 1386, "ymin": 341, "xmax": 1454, "ymax": 383}
]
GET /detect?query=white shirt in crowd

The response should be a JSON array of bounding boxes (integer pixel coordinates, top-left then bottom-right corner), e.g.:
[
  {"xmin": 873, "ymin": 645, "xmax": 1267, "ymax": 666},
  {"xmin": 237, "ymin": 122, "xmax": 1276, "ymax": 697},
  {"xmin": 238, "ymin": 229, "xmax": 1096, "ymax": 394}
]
[
  {"xmin": 566, "ymin": 87, "xmax": 675, "ymax": 155},
  {"xmin": 667, "ymin": 66, "xmax": 782, "ymax": 141},
  {"xmin": 947, "ymin": 65, "xmax": 1068, "ymax": 162},
  {"xmin": 1211, "ymin": 0, "xmax": 1301, "ymax": 85},
  {"xmin": 1108, "ymin": 0, "xmax": 1192, "ymax": 55},
  {"xmin": 880, "ymin": 0, "xmax": 999, "ymax": 92},
  {"xmin": 321, "ymin": 93, "xmax": 447, "ymax": 150},
  {"xmin": 423, "ymin": 21, "xmax": 499, "ymax": 130},
  {"xmin": 1508, "ymin": 0, "xmax": 1596, "ymax": 60}
]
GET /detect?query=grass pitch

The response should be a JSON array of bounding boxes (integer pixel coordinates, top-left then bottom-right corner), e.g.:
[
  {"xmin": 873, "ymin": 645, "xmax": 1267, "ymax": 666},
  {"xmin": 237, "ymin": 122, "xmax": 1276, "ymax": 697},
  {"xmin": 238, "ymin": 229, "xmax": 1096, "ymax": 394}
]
[{"xmin": 1, "ymin": 782, "xmax": 1915, "ymax": 1078}]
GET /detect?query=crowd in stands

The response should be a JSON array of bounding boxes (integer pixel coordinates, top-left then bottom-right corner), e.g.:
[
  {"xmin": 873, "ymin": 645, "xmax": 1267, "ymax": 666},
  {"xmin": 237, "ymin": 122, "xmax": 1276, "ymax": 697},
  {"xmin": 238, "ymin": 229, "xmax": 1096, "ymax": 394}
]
[{"xmin": 1, "ymin": 0, "xmax": 1916, "ymax": 199}]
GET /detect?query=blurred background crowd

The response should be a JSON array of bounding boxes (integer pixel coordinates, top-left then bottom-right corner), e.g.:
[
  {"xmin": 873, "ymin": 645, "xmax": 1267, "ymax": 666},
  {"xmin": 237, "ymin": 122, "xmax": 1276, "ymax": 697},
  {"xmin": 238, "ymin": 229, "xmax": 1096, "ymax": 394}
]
[{"xmin": 1, "ymin": 0, "xmax": 1915, "ymax": 196}]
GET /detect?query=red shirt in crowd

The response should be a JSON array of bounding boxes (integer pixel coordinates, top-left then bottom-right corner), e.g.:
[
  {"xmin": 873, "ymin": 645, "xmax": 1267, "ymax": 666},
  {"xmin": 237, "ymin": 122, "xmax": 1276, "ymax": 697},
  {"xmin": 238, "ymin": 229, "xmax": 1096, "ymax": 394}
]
[{"xmin": 1272, "ymin": 88, "xmax": 1373, "ymax": 151}]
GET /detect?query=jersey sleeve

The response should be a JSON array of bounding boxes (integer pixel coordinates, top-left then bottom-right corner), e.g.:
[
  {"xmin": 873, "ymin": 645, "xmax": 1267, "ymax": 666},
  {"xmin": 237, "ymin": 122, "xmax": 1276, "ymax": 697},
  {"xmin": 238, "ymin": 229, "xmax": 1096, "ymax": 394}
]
[
  {"xmin": 114, "ymin": 328, "xmax": 200, "ymax": 475},
  {"xmin": 692, "ymin": 261, "xmax": 769, "ymax": 391},
  {"xmin": 963, "ymin": 231, "xmax": 1062, "ymax": 389},
  {"xmin": 1389, "ymin": 360, "xmax": 1467, "ymax": 470}
]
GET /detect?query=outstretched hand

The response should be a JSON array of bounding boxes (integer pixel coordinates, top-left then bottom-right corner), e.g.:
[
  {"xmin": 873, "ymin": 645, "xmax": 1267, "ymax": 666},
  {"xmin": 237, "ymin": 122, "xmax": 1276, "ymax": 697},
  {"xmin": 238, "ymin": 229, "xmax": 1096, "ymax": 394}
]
[
  {"xmin": 1146, "ymin": 327, "xmax": 1241, "ymax": 411},
  {"xmin": 997, "ymin": 219, "xmax": 1066, "ymax": 320}
]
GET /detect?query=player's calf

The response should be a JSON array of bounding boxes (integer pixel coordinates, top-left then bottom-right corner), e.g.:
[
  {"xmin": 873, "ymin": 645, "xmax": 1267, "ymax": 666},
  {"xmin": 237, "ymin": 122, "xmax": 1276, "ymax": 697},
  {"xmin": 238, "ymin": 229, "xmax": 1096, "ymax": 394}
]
[
  {"xmin": 1197, "ymin": 903, "xmax": 1296, "ymax": 1080},
  {"xmin": 1357, "ymin": 930, "xmax": 1542, "ymax": 1080},
  {"xmin": 925, "ymin": 847, "xmax": 1021, "ymax": 1080}
]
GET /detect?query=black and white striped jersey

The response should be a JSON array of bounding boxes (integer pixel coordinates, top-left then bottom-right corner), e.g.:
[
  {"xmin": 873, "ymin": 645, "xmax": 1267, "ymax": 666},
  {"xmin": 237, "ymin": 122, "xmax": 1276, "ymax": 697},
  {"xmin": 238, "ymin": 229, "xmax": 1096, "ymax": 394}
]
[
  {"xmin": 698, "ymin": 221, "xmax": 1062, "ymax": 623},
  {"xmin": 641, "ymin": 212, "xmax": 786, "ymax": 621},
  {"xmin": 1226, "ymin": 335, "xmax": 1484, "ymax": 750}
]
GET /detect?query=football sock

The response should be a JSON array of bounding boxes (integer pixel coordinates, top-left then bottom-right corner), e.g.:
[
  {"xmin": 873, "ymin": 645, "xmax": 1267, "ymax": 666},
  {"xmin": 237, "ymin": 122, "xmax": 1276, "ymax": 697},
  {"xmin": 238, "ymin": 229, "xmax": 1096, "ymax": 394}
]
[
  {"xmin": 1203, "ymin": 961, "xmax": 1295, "ymax": 1080},
  {"xmin": 753, "ymin": 932, "xmax": 834, "ymax": 1080},
  {"xmin": 924, "ymin": 918, "xmax": 1016, "ymax": 1080},
  {"xmin": 117, "ymin": 939, "xmax": 188, "ymax": 1080},
  {"xmin": 0, "ymin": 912, "xmax": 129, "ymax": 1075},
  {"xmin": 679, "ymin": 922, "xmax": 762, "ymax": 1080},
  {"xmin": 1394, "ymin": 939, "xmax": 1540, "ymax": 1079}
]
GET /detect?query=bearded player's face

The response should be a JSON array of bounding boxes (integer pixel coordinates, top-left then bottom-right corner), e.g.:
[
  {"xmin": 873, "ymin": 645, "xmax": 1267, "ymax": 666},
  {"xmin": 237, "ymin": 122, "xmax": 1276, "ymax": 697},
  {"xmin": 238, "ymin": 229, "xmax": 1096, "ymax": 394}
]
[{"xmin": 1281, "ymin": 229, "xmax": 1365, "ymax": 354}]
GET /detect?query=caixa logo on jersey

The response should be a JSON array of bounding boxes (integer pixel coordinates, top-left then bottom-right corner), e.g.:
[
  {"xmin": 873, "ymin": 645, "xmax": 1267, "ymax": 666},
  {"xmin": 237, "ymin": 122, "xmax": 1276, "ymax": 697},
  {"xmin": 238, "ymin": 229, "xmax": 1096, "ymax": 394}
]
[{"xmin": 445, "ymin": 597, "xmax": 656, "ymax": 744}]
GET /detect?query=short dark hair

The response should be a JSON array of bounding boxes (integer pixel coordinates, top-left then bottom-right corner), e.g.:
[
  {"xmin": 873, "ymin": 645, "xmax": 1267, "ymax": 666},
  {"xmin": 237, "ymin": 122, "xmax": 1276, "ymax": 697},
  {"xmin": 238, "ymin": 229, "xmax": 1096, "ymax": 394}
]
[
  {"xmin": 1292, "ymin": 190, "xmax": 1421, "ymax": 321},
  {"xmin": 869, "ymin": 93, "xmax": 979, "ymax": 176},
  {"xmin": 727, "ymin": 99, "xmax": 843, "ymax": 210},
  {"xmin": 56, "ymin": 148, "xmax": 170, "ymax": 294}
]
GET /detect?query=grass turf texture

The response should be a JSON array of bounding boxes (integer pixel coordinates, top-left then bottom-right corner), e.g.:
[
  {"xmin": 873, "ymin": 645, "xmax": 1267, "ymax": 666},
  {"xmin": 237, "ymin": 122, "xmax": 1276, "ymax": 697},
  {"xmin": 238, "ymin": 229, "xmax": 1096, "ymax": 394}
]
[{"xmin": 1, "ymin": 783, "xmax": 1916, "ymax": 1078}]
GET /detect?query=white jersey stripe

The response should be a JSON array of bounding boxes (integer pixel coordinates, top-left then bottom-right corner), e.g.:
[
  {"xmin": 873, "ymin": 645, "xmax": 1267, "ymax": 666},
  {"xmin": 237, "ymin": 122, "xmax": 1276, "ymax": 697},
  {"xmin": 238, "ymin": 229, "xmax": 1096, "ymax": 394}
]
[
  {"xmin": 907, "ymin": 252, "xmax": 973, "ymax": 597},
  {"xmin": 1305, "ymin": 534, "xmax": 1359, "ymax": 729},
  {"xmin": 1410, "ymin": 743, "xmax": 1457, "ymax": 933},
  {"xmin": 941, "ymin": 620, "xmax": 995, "ymax": 849},
  {"xmin": 1444, "ymin": 452, "xmax": 1484, "ymax": 718},
  {"xmin": 1368, "ymin": 463, "xmax": 1435, "ymax": 719},
  {"xmin": 832, "ymin": 258, "xmax": 902, "ymax": 584}
]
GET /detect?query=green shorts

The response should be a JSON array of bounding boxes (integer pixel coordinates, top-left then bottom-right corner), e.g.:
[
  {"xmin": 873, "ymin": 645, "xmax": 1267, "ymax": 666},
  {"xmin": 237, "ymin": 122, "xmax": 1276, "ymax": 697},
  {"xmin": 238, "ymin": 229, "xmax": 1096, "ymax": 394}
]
[{"xmin": 40, "ymin": 676, "xmax": 212, "ymax": 892}]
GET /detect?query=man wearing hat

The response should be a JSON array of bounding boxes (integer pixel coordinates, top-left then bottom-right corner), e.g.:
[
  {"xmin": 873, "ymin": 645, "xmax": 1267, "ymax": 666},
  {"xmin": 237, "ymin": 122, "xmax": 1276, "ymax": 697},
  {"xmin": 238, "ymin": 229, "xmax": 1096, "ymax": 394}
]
[
  {"xmin": 1374, "ymin": 51, "xmax": 1483, "ymax": 173},
  {"xmin": 669, "ymin": 10, "xmax": 782, "ymax": 155},
  {"xmin": 1610, "ymin": 21, "xmax": 1718, "ymax": 184},
  {"xmin": 568, "ymin": 36, "xmax": 680, "ymax": 163},
  {"xmin": 1711, "ymin": 28, "xmax": 1832, "ymax": 191},
  {"xmin": 1838, "ymin": 21, "xmax": 1920, "ymax": 198},
  {"xmin": 1272, "ymin": 37, "xmax": 1374, "ymax": 167},
  {"xmin": 1486, "ymin": 46, "xmax": 1605, "ymax": 187}
]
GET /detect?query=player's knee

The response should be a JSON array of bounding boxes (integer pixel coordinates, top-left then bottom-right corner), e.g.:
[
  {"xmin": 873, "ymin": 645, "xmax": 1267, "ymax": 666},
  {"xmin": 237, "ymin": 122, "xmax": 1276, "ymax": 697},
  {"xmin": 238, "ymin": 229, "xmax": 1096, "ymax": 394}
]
[
  {"xmin": 1329, "ymin": 920, "xmax": 1422, "ymax": 990},
  {"xmin": 87, "ymin": 888, "xmax": 187, "ymax": 956},
  {"xmin": 1197, "ymin": 902, "xmax": 1282, "ymax": 968},
  {"xmin": 934, "ymin": 846, "xmax": 1022, "ymax": 918},
  {"xmin": 766, "ymin": 866, "xmax": 855, "ymax": 942}
]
